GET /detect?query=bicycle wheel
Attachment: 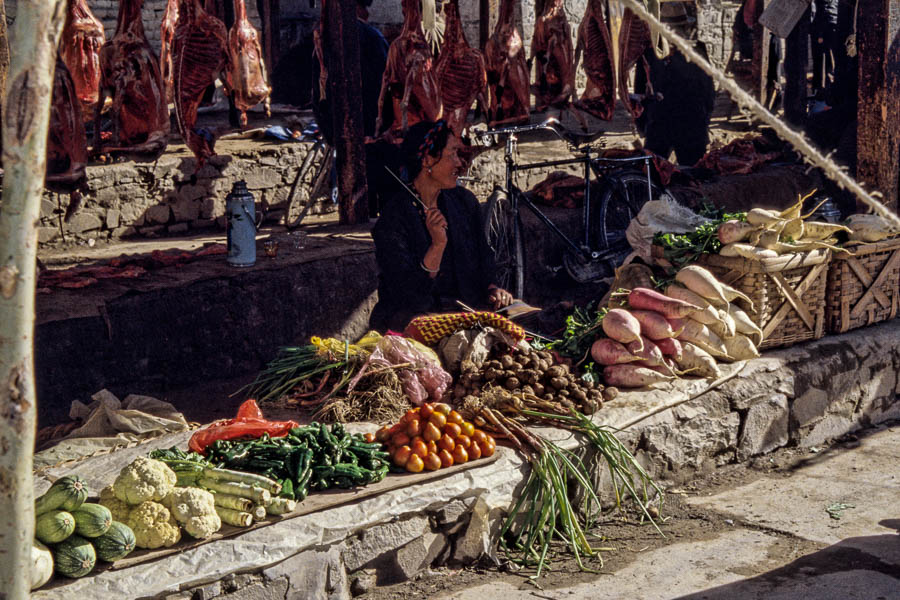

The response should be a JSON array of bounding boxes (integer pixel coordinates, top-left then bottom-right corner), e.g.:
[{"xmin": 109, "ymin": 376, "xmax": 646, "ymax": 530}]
[
  {"xmin": 483, "ymin": 186, "xmax": 524, "ymax": 299},
  {"xmin": 591, "ymin": 171, "xmax": 660, "ymax": 249},
  {"xmin": 285, "ymin": 143, "xmax": 333, "ymax": 229}
]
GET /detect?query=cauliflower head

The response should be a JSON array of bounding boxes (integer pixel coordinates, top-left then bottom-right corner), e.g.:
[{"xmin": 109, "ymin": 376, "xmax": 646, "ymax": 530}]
[
  {"xmin": 126, "ymin": 501, "xmax": 182, "ymax": 549},
  {"xmin": 163, "ymin": 487, "xmax": 221, "ymax": 539},
  {"xmin": 99, "ymin": 485, "xmax": 133, "ymax": 522},
  {"xmin": 113, "ymin": 457, "xmax": 177, "ymax": 504}
]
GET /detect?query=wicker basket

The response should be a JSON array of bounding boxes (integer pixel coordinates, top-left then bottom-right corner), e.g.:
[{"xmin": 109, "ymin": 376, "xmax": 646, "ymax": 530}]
[
  {"xmin": 825, "ymin": 238, "xmax": 900, "ymax": 333},
  {"xmin": 653, "ymin": 247, "xmax": 831, "ymax": 349}
]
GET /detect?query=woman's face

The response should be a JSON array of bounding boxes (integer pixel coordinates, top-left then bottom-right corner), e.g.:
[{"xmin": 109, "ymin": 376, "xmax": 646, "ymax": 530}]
[{"xmin": 425, "ymin": 134, "xmax": 463, "ymax": 189}]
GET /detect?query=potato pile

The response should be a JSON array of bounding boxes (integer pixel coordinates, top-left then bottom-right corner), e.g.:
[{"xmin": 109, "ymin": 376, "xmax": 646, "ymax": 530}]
[{"xmin": 447, "ymin": 346, "xmax": 617, "ymax": 414}]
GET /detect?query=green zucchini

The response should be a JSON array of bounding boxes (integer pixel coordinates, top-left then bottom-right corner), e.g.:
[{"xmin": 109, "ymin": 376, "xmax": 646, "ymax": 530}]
[
  {"xmin": 94, "ymin": 521, "xmax": 136, "ymax": 562},
  {"xmin": 53, "ymin": 535, "xmax": 96, "ymax": 578},
  {"xmin": 35, "ymin": 476, "xmax": 88, "ymax": 515},
  {"xmin": 35, "ymin": 510, "xmax": 76, "ymax": 544},
  {"xmin": 71, "ymin": 503, "xmax": 112, "ymax": 538}
]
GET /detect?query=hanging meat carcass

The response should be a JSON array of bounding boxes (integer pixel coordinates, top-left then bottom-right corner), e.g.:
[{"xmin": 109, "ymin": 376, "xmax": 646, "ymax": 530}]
[
  {"xmin": 59, "ymin": 0, "xmax": 105, "ymax": 120},
  {"xmin": 435, "ymin": 0, "xmax": 487, "ymax": 135},
  {"xmin": 375, "ymin": 0, "xmax": 442, "ymax": 135},
  {"xmin": 573, "ymin": 0, "xmax": 615, "ymax": 120},
  {"xmin": 160, "ymin": 0, "xmax": 178, "ymax": 103},
  {"xmin": 95, "ymin": 0, "xmax": 170, "ymax": 156},
  {"xmin": 617, "ymin": 7, "xmax": 652, "ymax": 119},
  {"xmin": 531, "ymin": 0, "xmax": 576, "ymax": 112},
  {"xmin": 47, "ymin": 54, "xmax": 88, "ymax": 191},
  {"xmin": 173, "ymin": 0, "xmax": 228, "ymax": 167},
  {"xmin": 223, "ymin": 0, "xmax": 272, "ymax": 127},
  {"xmin": 483, "ymin": 0, "xmax": 530, "ymax": 126}
]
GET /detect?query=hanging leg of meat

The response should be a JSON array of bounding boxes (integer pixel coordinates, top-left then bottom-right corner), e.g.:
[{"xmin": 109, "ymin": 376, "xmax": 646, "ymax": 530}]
[
  {"xmin": 531, "ymin": 0, "xmax": 575, "ymax": 112},
  {"xmin": 95, "ymin": 0, "xmax": 169, "ymax": 157},
  {"xmin": 375, "ymin": 0, "xmax": 442, "ymax": 135},
  {"xmin": 483, "ymin": 0, "xmax": 530, "ymax": 127},
  {"xmin": 573, "ymin": 0, "xmax": 615, "ymax": 120},
  {"xmin": 60, "ymin": 0, "xmax": 105, "ymax": 121},
  {"xmin": 223, "ymin": 0, "xmax": 272, "ymax": 127},
  {"xmin": 160, "ymin": 0, "xmax": 178, "ymax": 104},
  {"xmin": 173, "ymin": 0, "xmax": 228, "ymax": 167},
  {"xmin": 617, "ymin": 8, "xmax": 652, "ymax": 119},
  {"xmin": 47, "ymin": 54, "xmax": 88, "ymax": 191},
  {"xmin": 435, "ymin": 0, "xmax": 487, "ymax": 135}
]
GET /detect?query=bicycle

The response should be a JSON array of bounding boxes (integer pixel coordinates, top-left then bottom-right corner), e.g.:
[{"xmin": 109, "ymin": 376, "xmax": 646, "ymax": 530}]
[
  {"xmin": 480, "ymin": 118, "xmax": 661, "ymax": 299},
  {"xmin": 284, "ymin": 124, "xmax": 335, "ymax": 230}
]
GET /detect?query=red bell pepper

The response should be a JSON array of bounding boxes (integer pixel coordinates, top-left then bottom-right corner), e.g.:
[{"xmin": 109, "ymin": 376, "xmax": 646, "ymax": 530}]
[{"xmin": 188, "ymin": 399, "xmax": 299, "ymax": 454}]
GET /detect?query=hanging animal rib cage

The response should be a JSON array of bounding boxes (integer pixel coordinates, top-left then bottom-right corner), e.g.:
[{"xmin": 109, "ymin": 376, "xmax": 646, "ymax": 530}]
[{"xmin": 825, "ymin": 238, "xmax": 900, "ymax": 333}]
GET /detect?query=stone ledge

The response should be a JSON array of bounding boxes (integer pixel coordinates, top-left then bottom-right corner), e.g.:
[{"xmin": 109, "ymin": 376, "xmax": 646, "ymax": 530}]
[{"xmin": 32, "ymin": 320, "xmax": 900, "ymax": 600}]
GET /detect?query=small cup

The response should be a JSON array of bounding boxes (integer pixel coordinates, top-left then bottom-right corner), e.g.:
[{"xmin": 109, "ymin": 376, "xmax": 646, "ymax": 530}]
[{"xmin": 263, "ymin": 239, "xmax": 279, "ymax": 258}]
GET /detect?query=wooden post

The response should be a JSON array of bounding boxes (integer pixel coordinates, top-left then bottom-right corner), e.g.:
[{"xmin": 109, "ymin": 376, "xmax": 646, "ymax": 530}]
[
  {"xmin": 479, "ymin": 0, "xmax": 490, "ymax": 49},
  {"xmin": 0, "ymin": 1, "xmax": 67, "ymax": 596},
  {"xmin": 324, "ymin": 0, "xmax": 369, "ymax": 224},
  {"xmin": 856, "ymin": 0, "xmax": 900, "ymax": 212}
]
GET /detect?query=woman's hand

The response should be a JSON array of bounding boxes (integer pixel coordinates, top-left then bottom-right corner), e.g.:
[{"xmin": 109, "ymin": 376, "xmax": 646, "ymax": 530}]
[
  {"xmin": 488, "ymin": 285, "xmax": 514, "ymax": 310},
  {"xmin": 425, "ymin": 207, "xmax": 448, "ymax": 247}
]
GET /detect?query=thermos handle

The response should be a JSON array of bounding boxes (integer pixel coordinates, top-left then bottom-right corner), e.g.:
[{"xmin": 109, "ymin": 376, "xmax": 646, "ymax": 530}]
[{"xmin": 241, "ymin": 204, "xmax": 264, "ymax": 231}]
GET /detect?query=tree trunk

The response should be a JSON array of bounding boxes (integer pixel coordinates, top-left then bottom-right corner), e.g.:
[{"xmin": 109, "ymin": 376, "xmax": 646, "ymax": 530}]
[
  {"xmin": 0, "ymin": 0, "xmax": 9, "ymax": 156},
  {"xmin": 0, "ymin": 0, "xmax": 66, "ymax": 596},
  {"xmin": 324, "ymin": 0, "xmax": 368, "ymax": 224}
]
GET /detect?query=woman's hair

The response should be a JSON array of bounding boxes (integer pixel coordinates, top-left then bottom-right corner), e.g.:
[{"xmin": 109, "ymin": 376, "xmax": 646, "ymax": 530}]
[{"xmin": 400, "ymin": 120, "xmax": 451, "ymax": 181}]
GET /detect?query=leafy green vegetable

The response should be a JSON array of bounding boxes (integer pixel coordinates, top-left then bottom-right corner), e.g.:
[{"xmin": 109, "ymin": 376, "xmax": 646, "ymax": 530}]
[
  {"xmin": 548, "ymin": 302, "xmax": 607, "ymax": 365},
  {"xmin": 653, "ymin": 208, "xmax": 747, "ymax": 270}
]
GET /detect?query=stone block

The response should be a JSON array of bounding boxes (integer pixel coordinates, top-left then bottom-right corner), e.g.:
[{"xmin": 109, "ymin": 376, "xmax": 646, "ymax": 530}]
[
  {"xmin": 114, "ymin": 165, "xmax": 140, "ymax": 184},
  {"xmin": 792, "ymin": 387, "xmax": 829, "ymax": 431},
  {"xmin": 140, "ymin": 225, "xmax": 164, "ymax": 237},
  {"xmin": 172, "ymin": 196, "xmax": 201, "ymax": 221},
  {"xmin": 258, "ymin": 156, "xmax": 278, "ymax": 166},
  {"xmin": 41, "ymin": 199, "xmax": 57, "ymax": 218},
  {"xmin": 263, "ymin": 547, "xmax": 350, "ymax": 600},
  {"xmin": 168, "ymin": 223, "xmax": 189, "ymax": 234},
  {"xmin": 37, "ymin": 227, "xmax": 59, "ymax": 244},
  {"xmin": 106, "ymin": 209, "xmax": 121, "ymax": 229},
  {"xmin": 67, "ymin": 212, "xmax": 103, "ymax": 233},
  {"xmin": 391, "ymin": 532, "xmax": 447, "ymax": 581},
  {"xmin": 218, "ymin": 578, "xmax": 288, "ymax": 600},
  {"xmin": 192, "ymin": 581, "xmax": 222, "ymax": 600},
  {"xmin": 434, "ymin": 497, "xmax": 476, "ymax": 526},
  {"xmin": 196, "ymin": 163, "xmax": 221, "ymax": 179},
  {"xmin": 244, "ymin": 167, "xmax": 280, "ymax": 190},
  {"xmin": 341, "ymin": 515, "xmax": 430, "ymax": 571},
  {"xmin": 216, "ymin": 216, "xmax": 228, "ymax": 228},
  {"xmin": 111, "ymin": 226, "xmax": 138, "ymax": 239},
  {"xmin": 146, "ymin": 204, "xmax": 172, "ymax": 224},
  {"xmin": 193, "ymin": 218, "xmax": 217, "ymax": 229},
  {"xmin": 737, "ymin": 393, "xmax": 789, "ymax": 461}
]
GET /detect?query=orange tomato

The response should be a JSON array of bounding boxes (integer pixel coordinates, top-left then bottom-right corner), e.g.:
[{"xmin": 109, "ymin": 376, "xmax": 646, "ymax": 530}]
[
  {"xmin": 411, "ymin": 437, "xmax": 428, "ymax": 458},
  {"xmin": 429, "ymin": 411, "xmax": 447, "ymax": 429},
  {"xmin": 375, "ymin": 426, "xmax": 392, "ymax": 442},
  {"xmin": 460, "ymin": 421, "xmax": 475, "ymax": 437},
  {"xmin": 393, "ymin": 445, "xmax": 412, "ymax": 467},
  {"xmin": 423, "ymin": 452, "xmax": 442, "ymax": 471},
  {"xmin": 419, "ymin": 403, "xmax": 435, "ymax": 421},
  {"xmin": 438, "ymin": 434, "xmax": 456, "ymax": 452},
  {"xmin": 400, "ymin": 409, "xmax": 417, "ymax": 423},
  {"xmin": 452, "ymin": 444, "xmax": 469, "ymax": 464},
  {"xmin": 455, "ymin": 434, "xmax": 472, "ymax": 449},
  {"xmin": 439, "ymin": 449, "xmax": 454, "ymax": 468},
  {"xmin": 443, "ymin": 423, "xmax": 462, "ymax": 439},
  {"xmin": 433, "ymin": 403, "xmax": 452, "ymax": 416},
  {"xmin": 423, "ymin": 422, "xmax": 442, "ymax": 443},
  {"xmin": 471, "ymin": 429, "xmax": 488, "ymax": 445},
  {"xmin": 426, "ymin": 440, "xmax": 439, "ymax": 455},
  {"xmin": 388, "ymin": 422, "xmax": 405, "ymax": 436},
  {"xmin": 406, "ymin": 454, "xmax": 425, "ymax": 473},
  {"xmin": 391, "ymin": 432, "xmax": 410, "ymax": 447},
  {"xmin": 407, "ymin": 419, "xmax": 422, "ymax": 438},
  {"xmin": 479, "ymin": 439, "xmax": 495, "ymax": 457},
  {"xmin": 364, "ymin": 432, "xmax": 376, "ymax": 443},
  {"xmin": 468, "ymin": 440, "xmax": 482, "ymax": 460},
  {"xmin": 447, "ymin": 410, "xmax": 464, "ymax": 426}
]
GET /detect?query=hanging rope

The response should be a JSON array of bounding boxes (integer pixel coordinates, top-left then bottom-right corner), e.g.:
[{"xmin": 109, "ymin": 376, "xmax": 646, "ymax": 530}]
[{"xmin": 618, "ymin": 0, "xmax": 900, "ymax": 228}]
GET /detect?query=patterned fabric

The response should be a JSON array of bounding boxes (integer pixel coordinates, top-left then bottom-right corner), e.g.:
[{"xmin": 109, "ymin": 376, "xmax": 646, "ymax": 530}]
[{"xmin": 404, "ymin": 311, "xmax": 525, "ymax": 345}]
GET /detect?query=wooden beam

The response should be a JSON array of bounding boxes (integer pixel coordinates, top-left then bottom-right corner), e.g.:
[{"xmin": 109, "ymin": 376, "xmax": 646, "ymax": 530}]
[
  {"xmin": 856, "ymin": 0, "xmax": 900, "ymax": 212},
  {"xmin": 324, "ymin": 0, "xmax": 369, "ymax": 224}
]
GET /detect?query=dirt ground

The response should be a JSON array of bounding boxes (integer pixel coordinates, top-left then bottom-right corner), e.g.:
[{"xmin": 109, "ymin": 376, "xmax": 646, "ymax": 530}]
[{"xmin": 359, "ymin": 437, "xmax": 847, "ymax": 599}]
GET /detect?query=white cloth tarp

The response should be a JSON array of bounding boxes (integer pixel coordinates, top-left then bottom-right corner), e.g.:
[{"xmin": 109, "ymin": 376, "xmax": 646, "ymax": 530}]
[{"xmin": 626, "ymin": 194, "xmax": 712, "ymax": 263}]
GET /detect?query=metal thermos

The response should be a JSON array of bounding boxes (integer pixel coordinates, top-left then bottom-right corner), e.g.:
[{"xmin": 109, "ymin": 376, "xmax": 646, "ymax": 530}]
[{"xmin": 225, "ymin": 180, "xmax": 261, "ymax": 267}]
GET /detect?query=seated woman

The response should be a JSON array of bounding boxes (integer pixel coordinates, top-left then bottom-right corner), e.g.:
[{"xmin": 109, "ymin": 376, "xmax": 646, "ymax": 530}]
[{"xmin": 369, "ymin": 120, "xmax": 514, "ymax": 332}]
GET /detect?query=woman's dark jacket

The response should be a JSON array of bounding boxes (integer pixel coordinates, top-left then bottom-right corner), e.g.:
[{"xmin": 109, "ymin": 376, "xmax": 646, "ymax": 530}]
[{"xmin": 369, "ymin": 186, "xmax": 496, "ymax": 331}]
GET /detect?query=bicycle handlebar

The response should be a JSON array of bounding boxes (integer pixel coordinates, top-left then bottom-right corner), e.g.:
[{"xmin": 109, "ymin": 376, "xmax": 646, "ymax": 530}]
[{"xmin": 480, "ymin": 117, "xmax": 600, "ymax": 148}]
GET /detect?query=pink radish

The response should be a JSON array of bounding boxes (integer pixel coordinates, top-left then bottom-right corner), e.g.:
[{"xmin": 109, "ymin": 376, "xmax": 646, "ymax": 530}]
[
  {"xmin": 654, "ymin": 337, "xmax": 683, "ymax": 361},
  {"xmin": 664, "ymin": 284, "xmax": 720, "ymax": 326},
  {"xmin": 628, "ymin": 287, "xmax": 700, "ymax": 318},
  {"xmin": 601, "ymin": 309, "xmax": 643, "ymax": 351},
  {"xmin": 591, "ymin": 338, "xmax": 641, "ymax": 365},
  {"xmin": 603, "ymin": 364, "xmax": 673, "ymax": 388},
  {"xmin": 625, "ymin": 336, "xmax": 666, "ymax": 368},
  {"xmin": 630, "ymin": 310, "xmax": 682, "ymax": 340}
]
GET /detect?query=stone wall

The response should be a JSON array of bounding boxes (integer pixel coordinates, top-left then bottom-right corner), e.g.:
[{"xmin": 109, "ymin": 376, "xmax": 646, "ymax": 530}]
[{"xmin": 37, "ymin": 141, "xmax": 332, "ymax": 246}]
